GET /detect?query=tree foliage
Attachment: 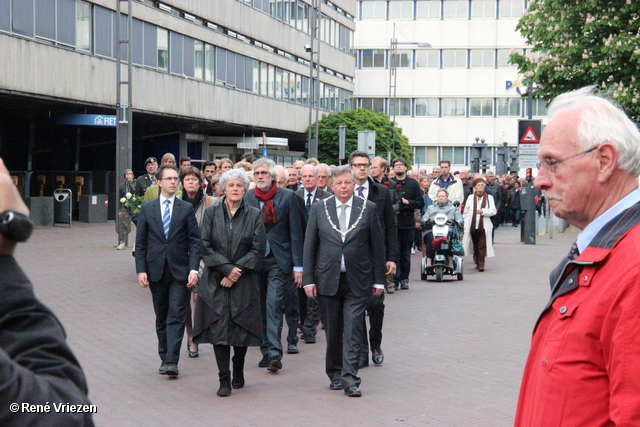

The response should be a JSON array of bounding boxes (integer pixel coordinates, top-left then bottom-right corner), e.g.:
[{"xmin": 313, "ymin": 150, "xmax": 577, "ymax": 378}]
[
  {"xmin": 307, "ymin": 108, "xmax": 413, "ymax": 166},
  {"xmin": 511, "ymin": 0, "xmax": 640, "ymax": 118}
]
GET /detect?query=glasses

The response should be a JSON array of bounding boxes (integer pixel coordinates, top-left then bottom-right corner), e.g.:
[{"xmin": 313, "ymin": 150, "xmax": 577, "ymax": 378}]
[
  {"xmin": 351, "ymin": 163, "xmax": 370, "ymax": 169},
  {"xmin": 160, "ymin": 177, "xmax": 179, "ymax": 182},
  {"xmin": 536, "ymin": 145, "xmax": 599, "ymax": 173},
  {"xmin": 254, "ymin": 171, "xmax": 270, "ymax": 176}
]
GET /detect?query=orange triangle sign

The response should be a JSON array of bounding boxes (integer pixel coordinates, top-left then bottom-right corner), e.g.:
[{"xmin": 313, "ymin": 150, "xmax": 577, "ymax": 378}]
[{"xmin": 520, "ymin": 126, "xmax": 539, "ymax": 143}]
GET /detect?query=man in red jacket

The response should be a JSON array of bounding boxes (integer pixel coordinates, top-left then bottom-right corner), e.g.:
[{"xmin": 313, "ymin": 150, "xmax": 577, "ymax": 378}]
[{"xmin": 515, "ymin": 86, "xmax": 640, "ymax": 426}]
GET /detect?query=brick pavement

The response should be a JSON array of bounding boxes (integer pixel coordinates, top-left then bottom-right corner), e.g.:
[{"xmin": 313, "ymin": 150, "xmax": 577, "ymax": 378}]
[{"xmin": 12, "ymin": 221, "xmax": 578, "ymax": 427}]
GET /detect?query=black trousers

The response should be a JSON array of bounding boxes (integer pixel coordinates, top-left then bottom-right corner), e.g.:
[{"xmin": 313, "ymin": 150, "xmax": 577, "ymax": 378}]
[
  {"xmin": 149, "ymin": 262, "xmax": 190, "ymax": 364},
  {"xmin": 360, "ymin": 292, "xmax": 385, "ymax": 359},
  {"xmin": 318, "ymin": 273, "xmax": 368, "ymax": 389}
]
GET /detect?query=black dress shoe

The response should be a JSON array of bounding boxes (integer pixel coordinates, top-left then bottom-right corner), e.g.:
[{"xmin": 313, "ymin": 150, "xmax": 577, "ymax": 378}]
[
  {"xmin": 165, "ymin": 363, "xmax": 179, "ymax": 377},
  {"xmin": 267, "ymin": 359, "xmax": 282, "ymax": 372},
  {"xmin": 287, "ymin": 344, "xmax": 299, "ymax": 354},
  {"xmin": 372, "ymin": 347, "xmax": 384, "ymax": 365},
  {"xmin": 258, "ymin": 354, "xmax": 269, "ymax": 368},
  {"xmin": 305, "ymin": 337, "xmax": 316, "ymax": 344},
  {"xmin": 344, "ymin": 386, "xmax": 362, "ymax": 397},
  {"xmin": 158, "ymin": 362, "xmax": 168, "ymax": 375},
  {"xmin": 329, "ymin": 379, "xmax": 342, "ymax": 390}
]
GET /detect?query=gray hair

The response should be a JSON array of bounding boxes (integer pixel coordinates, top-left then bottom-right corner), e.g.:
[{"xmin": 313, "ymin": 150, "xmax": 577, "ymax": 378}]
[
  {"xmin": 329, "ymin": 165, "xmax": 356, "ymax": 184},
  {"xmin": 548, "ymin": 85, "xmax": 640, "ymax": 176},
  {"xmin": 253, "ymin": 158, "xmax": 278, "ymax": 181},
  {"xmin": 276, "ymin": 165, "xmax": 289, "ymax": 181},
  {"xmin": 219, "ymin": 169, "xmax": 250, "ymax": 192},
  {"xmin": 300, "ymin": 164, "xmax": 317, "ymax": 177},
  {"xmin": 317, "ymin": 163, "xmax": 330, "ymax": 173}
]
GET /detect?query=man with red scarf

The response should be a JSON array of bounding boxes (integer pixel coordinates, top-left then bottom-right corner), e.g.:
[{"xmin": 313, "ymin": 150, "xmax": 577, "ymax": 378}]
[{"xmin": 244, "ymin": 158, "xmax": 306, "ymax": 372}]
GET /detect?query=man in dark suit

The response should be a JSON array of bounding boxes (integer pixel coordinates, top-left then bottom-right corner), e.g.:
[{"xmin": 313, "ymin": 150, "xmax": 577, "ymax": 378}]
[
  {"xmin": 135, "ymin": 157, "xmax": 158, "ymax": 197},
  {"xmin": 135, "ymin": 164, "xmax": 200, "ymax": 378},
  {"xmin": 295, "ymin": 164, "xmax": 330, "ymax": 346},
  {"xmin": 349, "ymin": 151, "xmax": 398, "ymax": 368},
  {"xmin": 303, "ymin": 166, "xmax": 386, "ymax": 397},
  {"xmin": 244, "ymin": 158, "xmax": 306, "ymax": 372},
  {"xmin": 202, "ymin": 161, "xmax": 217, "ymax": 197}
]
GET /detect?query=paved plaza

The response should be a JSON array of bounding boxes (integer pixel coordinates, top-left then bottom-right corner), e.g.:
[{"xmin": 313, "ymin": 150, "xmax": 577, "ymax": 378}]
[{"xmin": 13, "ymin": 219, "xmax": 577, "ymax": 426}]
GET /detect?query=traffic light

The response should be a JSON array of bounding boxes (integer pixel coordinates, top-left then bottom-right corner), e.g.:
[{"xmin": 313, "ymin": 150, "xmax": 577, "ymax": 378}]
[{"xmin": 526, "ymin": 168, "xmax": 532, "ymax": 182}]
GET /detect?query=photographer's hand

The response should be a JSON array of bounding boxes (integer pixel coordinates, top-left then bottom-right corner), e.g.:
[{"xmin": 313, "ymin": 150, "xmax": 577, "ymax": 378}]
[{"xmin": 0, "ymin": 158, "xmax": 30, "ymax": 256}]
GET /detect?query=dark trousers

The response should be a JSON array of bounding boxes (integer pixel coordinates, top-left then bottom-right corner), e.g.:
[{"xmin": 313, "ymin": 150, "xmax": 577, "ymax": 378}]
[
  {"xmin": 360, "ymin": 292, "xmax": 384, "ymax": 359},
  {"xmin": 318, "ymin": 273, "xmax": 367, "ymax": 389},
  {"xmin": 298, "ymin": 287, "xmax": 307, "ymax": 325},
  {"xmin": 283, "ymin": 275, "xmax": 299, "ymax": 346},
  {"xmin": 470, "ymin": 228, "xmax": 487, "ymax": 269},
  {"xmin": 394, "ymin": 228, "xmax": 414, "ymax": 282},
  {"xmin": 259, "ymin": 255, "xmax": 287, "ymax": 361},
  {"xmin": 149, "ymin": 263, "xmax": 190, "ymax": 364},
  {"xmin": 303, "ymin": 294, "xmax": 321, "ymax": 341}
]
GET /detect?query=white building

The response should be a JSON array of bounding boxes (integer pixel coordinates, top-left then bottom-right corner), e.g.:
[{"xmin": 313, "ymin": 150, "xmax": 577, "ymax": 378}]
[{"xmin": 354, "ymin": 0, "xmax": 547, "ymax": 172}]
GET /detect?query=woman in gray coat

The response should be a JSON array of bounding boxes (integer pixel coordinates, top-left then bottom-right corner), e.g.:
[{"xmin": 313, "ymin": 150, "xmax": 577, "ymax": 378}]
[
  {"xmin": 193, "ymin": 169, "xmax": 266, "ymax": 397},
  {"xmin": 421, "ymin": 188, "xmax": 463, "ymax": 267}
]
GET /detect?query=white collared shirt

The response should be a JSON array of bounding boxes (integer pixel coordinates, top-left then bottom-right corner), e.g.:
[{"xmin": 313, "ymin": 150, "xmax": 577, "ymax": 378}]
[{"xmin": 159, "ymin": 194, "xmax": 176, "ymax": 218}]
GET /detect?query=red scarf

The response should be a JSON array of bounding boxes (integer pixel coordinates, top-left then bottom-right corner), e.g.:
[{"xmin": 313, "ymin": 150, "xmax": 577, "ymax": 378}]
[{"xmin": 254, "ymin": 183, "xmax": 277, "ymax": 225}]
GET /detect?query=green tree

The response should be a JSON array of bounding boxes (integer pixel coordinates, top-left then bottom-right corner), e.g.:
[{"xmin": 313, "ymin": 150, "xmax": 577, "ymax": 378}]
[
  {"xmin": 307, "ymin": 108, "xmax": 413, "ymax": 166},
  {"xmin": 511, "ymin": 0, "xmax": 640, "ymax": 117}
]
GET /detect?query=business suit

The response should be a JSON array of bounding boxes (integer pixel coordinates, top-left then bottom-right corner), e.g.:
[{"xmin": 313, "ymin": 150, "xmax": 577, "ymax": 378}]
[
  {"xmin": 359, "ymin": 177, "xmax": 398, "ymax": 364},
  {"xmin": 244, "ymin": 187, "xmax": 306, "ymax": 363},
  {"xmin": 303, "ymin": 195, "xmax": 385, "ymax": 389},
  {"xmin": 135, "ymin": 196, "xmax": 200, "ymax": 365},
  {"xmin": 295, "ymin": 187, "xmax": 330, "ymax": 343}
]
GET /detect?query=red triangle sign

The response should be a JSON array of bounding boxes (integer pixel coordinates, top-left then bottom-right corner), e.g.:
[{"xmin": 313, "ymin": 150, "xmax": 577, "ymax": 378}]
[{"xmin": 520, "ymin": 126, "xmax": 539, "ymax": 143}]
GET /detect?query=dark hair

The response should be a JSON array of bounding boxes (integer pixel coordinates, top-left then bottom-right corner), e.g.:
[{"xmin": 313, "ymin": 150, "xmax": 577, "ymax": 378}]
[
  {"xmin": 155, "ymin": 164, "xmax": 179, "ymax": 181},
  {"xmin": 203, "ymin": 161, "xmax": 217, "ymax": 171},
  {"xmin": 240, "ymin": 153, "xmax": 257, "ymax": 163},
  {"xmin": 180, "ymin": 166, "xmax": 202, "ymax": 184},
  {"xmin": 179, "ymin": 156, "xmax": 191, "ymax": 165},
  {"xmin": 392, "ymin": 157, "xmax": 407, "ymax": 168},
  {"xmin": 348, "ymin": 150, "xmax": 370, "ymax": 166},
  {"xmin": 440, "ymin": 160, "xmax": 451, "ymax": 167}
]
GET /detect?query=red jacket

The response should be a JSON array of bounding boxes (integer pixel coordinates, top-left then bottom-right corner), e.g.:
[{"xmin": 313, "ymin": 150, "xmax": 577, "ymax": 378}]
[{"xmin": 515, "ymin": 216, "xmax": 640, "ymax": 426}]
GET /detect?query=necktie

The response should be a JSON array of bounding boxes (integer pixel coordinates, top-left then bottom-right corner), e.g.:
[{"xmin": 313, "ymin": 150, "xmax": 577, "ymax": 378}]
[
  {"xmin": 306, "ymin": 193, "xmax": 312, "ymax": 214},
  {"xmin": 163, "ymin": 199, "xmax": 171, "ymax": 239},
  {"xmin": 567, "ymin": 241, "xmax": 580, "ymax": 261},
  {"xmin": 357, "ymin": 186, "xmax": 365, "ymax": 198},
  {"xmin": 339, "ymin": 203, "xmax": 348, "ymax": 233}
]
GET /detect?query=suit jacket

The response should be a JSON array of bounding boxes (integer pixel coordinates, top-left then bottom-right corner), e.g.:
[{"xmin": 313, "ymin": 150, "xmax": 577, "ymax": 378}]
[
  {"xmin": 303, "ymin": 196, "xmax": 386, "ymax": 298},
  {"xmin": 135, "ymin": 173, "xmax": 155, "ymax": 197},
  {"xmin": 296, "ymin": 187, "xmax": 330, "ymax": 215},
  {"xmin": 244, "ymin": 187, "xmax": 306, "ymax": 274},
  {"xmin": 364, "ymin": 177, "xmax": 399, "ymax": 264},
  {"xmin": 135, "ymin": 196, "xmax": 200, "ymax": 283}
]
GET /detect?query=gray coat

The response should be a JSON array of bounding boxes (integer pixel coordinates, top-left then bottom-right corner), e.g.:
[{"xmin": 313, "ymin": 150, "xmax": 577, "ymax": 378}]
[
  {"xmin": 193, "ymin": 198, "xmax": 266, "ymax": 346},
  {"xmin": 421, "ymin": 200, "xmax": 464, "ymax": 228}
]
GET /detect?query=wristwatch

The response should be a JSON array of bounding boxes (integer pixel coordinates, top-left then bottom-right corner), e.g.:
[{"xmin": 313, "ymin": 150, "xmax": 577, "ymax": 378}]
[{"xmin": 0, "ymin": 211, "xmax": 34, "ymax": 242}]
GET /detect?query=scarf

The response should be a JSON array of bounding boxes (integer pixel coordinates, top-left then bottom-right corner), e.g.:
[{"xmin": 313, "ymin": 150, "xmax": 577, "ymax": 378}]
[
  {"xmin": 254, "ymin": 183, "xmax": 277, "ymax": 225},
  {"xmin": 470, "ymin": 192, "xmax": 488, "ymax": 233},
  {"xmin": 181, "ymin": 187, "xmax": 204, "ymax": 209}
]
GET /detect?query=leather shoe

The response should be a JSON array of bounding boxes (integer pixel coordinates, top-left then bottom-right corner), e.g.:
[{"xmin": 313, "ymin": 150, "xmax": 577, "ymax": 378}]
[
  {"xmin": 258, "ymin": 354, "xmax": 269, "ymax": 368},
  {"xmin": 267, "ymin": 359, "xmax": 282, "ymax": 372},
  {"xmin": 385, "ymin": 283, "xmax": 395, "ymax": 294},
  {"xmin": 305, "ymin": 337, "xmax": 316, "ymax": 344},
  {"xmin": 158, "ymin": 362, "xmax": 168, "ymax": 375},
  {"xmin": 372, "ymin": 347, "xmax": 384, "ymax": 365},
  {"xmin": 165, "ymin": 363, "xmax": 179, "ymax": 377},
  {"xmin": 329, "ymin": 379, "xmax": 342, "ymax": 390},
  {"xmin": 344, "ymin": 386, "xmax": 362, "ymax": 397},
  {"xmin": 287, "ymin": 344, "xmax": 299, "ymax": 354},
  {"xmin": 400, "ymin": 279, "xmax": 409, "ymax": 290}
]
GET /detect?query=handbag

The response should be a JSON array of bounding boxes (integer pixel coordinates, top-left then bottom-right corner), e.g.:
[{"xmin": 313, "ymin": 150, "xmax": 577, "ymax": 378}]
[{"xmin": 450, "ymin": 238, "xmax": 465, "ymax": 256}]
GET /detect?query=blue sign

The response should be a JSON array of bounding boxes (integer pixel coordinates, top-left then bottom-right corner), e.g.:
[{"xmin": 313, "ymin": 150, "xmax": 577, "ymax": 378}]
[{"xmin": 57, "ymin": 114, "xmax": 117, "ymax": 127}]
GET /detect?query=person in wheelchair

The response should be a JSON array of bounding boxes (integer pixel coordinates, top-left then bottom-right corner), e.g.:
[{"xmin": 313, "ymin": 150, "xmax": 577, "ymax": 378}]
[{"xmin": 421, "ymin": 189, "xmax": 464, "ymax": 268}]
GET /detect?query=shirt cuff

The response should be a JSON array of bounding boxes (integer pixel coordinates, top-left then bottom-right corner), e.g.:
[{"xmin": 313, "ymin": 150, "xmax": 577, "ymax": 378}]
[
  {"xmin": 293, "ymin": 266, "xmax": 303, "ymax": 272},
  {"xmin": 189, "ymin": 270, "xmax": 199, "ymax": 275},
  {"xmin": 304, "ymin": 284, "xmax": 315, "ymax": 288},
  {"xmin": 373, "ymin": 284, "xmax": 384, "ymax": 289}
]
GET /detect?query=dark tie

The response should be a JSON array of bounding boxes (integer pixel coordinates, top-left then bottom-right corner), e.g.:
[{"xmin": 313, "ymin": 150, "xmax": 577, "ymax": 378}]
[
  {"xmin": 306, "ymin": 193, "xmax": 312, "ymax": 214},
  {"xmin": 357, "ymin": 186, "xmax": 365, "ymax": 198},
  {"xmin": 162, "ymin": 199, "xmax": 171, "ymax": 239}
]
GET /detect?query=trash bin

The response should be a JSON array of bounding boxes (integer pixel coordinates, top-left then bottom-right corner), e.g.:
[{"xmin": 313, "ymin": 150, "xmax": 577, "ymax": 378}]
[{"xmin": 53, "ymin": 189, "xmax": 72, "ymax": 227}]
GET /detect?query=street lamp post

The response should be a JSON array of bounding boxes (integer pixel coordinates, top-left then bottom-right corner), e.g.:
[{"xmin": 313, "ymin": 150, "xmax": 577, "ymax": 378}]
[{"xmin": 307, "ymin": 0, "xmax": 320, "ymax": 159}]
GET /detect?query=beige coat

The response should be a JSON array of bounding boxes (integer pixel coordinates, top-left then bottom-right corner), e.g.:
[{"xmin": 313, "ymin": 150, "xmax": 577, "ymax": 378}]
[{"xmin": 462, "ymin": 193, "xmax": 497, "ymax": 258}]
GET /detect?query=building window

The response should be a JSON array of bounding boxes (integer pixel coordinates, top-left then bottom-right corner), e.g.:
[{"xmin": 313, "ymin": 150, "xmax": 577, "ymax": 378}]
[
  {"xmin": 362, "ymin": 49, "xmax": 386, "ymax": 68},
  {"xmin": 261, "ymin": 62, "xmax": 268, "ymax": 95},
  {"xmin": 442, "ymin": 98, "xmax": 466, "ymax": 116},
  {"xmin": 389, "ymin": 0, "xmax": 414, "ymax": 19},
  {"xmin": 526, "ymin": 99, "xmax": 549, "ymax": 117},
  {"xmin": 268, "ymin": 64, "xmax": 275, "ymax": 97},
  {"xmin": 415, "ymin": 98, "xmax": 439, "ymax": 116},
  {"xmin": 194, "ymin": 40, "xmax": 204, "ymax": 80},
  {"xmin": 396, "ymin": 49, "xmax": 413, "ymax": 68},
  {"xmin": 76, "ymin": 0, "xmax": 92, "ymax": 52},
  {"xmin": 205, "ymin": 43, "xmax": 215, "ymax": 82},
  {"xmin": 441, "ymin": 147, "xmax": 466, "ymax": 164},
  {"xmin": 497, "ymin": 98, "xmax": 521, "ymax": 116},
  {"xmin": 361, "ymin": 1, "xmax": 386, "ymax": 19},
  {"xmin": 470, "ymin": 49, "xmax": 494, "ymax": 68},
  {"xmin": 498, "ymin": 0, "xmax": 525, "ymax": 18},
  {"xmin": 442, "ymin": 49, "xmax": 467, "ymax": 68},
  {"xmin": 156, "ymin": 28, "xmax": 169, "ymax": 71},
  {"xmin": 295, "ymin": 73, "xmax": 302, "ymax": 104},
  {"xmin": 497, "ymin": 48, "xmax": 522, "ymax": 67},
  {"xmin": 360, "ymin": 98, "xmax": 385, "ymax": 113},
  {"xmin": 469, "ymin": 98, "xmax": 494, "ymax": 116},
  {"xmin": 253, "ymin": 60, "xmax": 260, "ymax": 93},
  {"xmin": 414, "ymin": 146, "xmax": 438, "ymax": 164},
  {"xmin": 416, "ymin": 0, "xmax": 441, "ymax": 19},
  {"xmin": 443, "ymin": 0, "xmax": 468, "ymax": 19},
  {"xmin": 416, "ymin": 50, "xmax": 439, "ymax": 68},
  {"xmin": 471, "ymin": 0, "xmax": 496, "ymax": 18},
  {"xmin": 275, "ymin": 68, "xmax": 283, "ymax": 99},
  {"xmin": 389, "ymin": 98, "xmax": 412, "ymax": 116}
]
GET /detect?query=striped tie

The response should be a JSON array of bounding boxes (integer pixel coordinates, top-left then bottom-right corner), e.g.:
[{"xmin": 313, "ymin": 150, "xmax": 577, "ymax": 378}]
[{"xmin": 163, "ymin": 199, "xmax": 171, "ymax": 239}]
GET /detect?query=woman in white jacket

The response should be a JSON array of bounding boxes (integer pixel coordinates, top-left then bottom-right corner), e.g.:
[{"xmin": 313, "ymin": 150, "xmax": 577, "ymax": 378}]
[{"xmin": 462, "ymin": 177, "xmax": 497, "ymax": 271}]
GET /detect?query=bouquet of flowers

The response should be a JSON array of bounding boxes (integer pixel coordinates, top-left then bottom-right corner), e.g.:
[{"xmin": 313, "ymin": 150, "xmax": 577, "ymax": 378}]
[{"xmin": 120, "ymin": 192, "xmax": 144, "ymax": 215}]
